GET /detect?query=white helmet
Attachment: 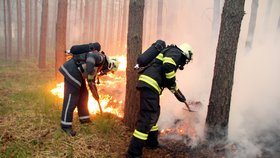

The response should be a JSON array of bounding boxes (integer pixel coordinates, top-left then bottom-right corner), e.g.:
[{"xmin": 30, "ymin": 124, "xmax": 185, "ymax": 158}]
[
  {"xmin": 178, "ymin": 43, "xmax": 193, "ymax": 60},
  {"xmin": 107, "ymin": 57, "xmax": 120, "ymax": 73}
]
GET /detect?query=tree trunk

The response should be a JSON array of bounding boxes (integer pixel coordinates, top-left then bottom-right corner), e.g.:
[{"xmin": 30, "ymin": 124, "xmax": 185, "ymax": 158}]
[
  {"xmin": 205, "ymin": 0, "xmax": 245, "ymax": 143},
  {"xmin": 79, "ymin": 0, "xmax": 84, "ymax": 43},
  {"xmin": 16, "ymin": 0, "xmax": 23, "ymax": 61},
  {"xmin": 33, "ymin": 0, "xmax": 39, "ymax": 58},
  {"xmin": 264, "ymin": 0, "xmax": 273, "ymax": 28},
  {"xmin": 55, "ymin": 0, "xmax": 68, "ymax": 82},
  {"xmin": 157, "ymin": 0, "xmax": 163, "ymax": 38},
  {"xmin": 83, "ymin": 0, "xmax": 91, "ymax": 43},
  {"xmin": 245, "ymin": 0, "xmax": 258, "ymax": 49},
  {"xmin": 120, "ymin": 0, "xmax": 128, "ymax": 53},
  {"xmin": 212, "ymin": 0, "xmax": 221, "ymax": 39},
  {"xmin": 277, "ymin": 16, "xmax": 280, "ymax": 31},
  {"xmin": 124, "ymin": 0, "xmax": 144, "ymax": 129},
  {"xmin": 25, "ymin": 0, "xmax": 31, "ymax": 58},
  {"xmin": 109, "ymin": 0, "xmax": 116, "ymax": 55},
  {"xmin": 6, "ymin": 0, "xmax": 12, "ymax": 59},
  {"xmin": 95, "ymin": 0, "xmax": 102, "ymax": 42},
  {"xmin": 38, "ymin": 0, "xmax": 48, "ymax": 69},
  {"xmin": 103, "ymin": 0, "xmax": 110, "ymax": 52},
  {"xmin": 115, "ymin": 0, "xmax": 122, "ymax": 54},
  {"xmin": 3, "ymin": 0, "xmax": 7, "ymax": 59}
]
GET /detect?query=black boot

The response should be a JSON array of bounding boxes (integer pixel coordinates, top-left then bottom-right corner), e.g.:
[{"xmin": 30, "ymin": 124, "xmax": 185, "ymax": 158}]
[
  {"xmin": 80, "ymin": 118, "xmax": 92, "ymax": 124},
  {"xmin": 62, "ymin": 128, "xmax": 76, "ymax": 136},
  {"xmin": 127, "ymin": 136, "xmax": 145, "ymax": 158},
  {"xmin": 146, "ymin": 131, "xmax": 159, "ymax": 149}
]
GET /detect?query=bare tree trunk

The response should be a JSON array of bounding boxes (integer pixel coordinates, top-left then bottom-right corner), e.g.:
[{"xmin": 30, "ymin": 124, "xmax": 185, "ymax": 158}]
[
  {"xmin": 89, "ymin": 0, "xmax": 97, "ymax": 42},
  {"xmin": 245, "ymin": 0, "xmax": 258, "ymax": 49},
  {"xmin": 157, "ymin": 0, "xmax": 163, "ymax": 38},
  {"xmin": 33, "ymin": 0, "xmax": 39, "ymax": 58},
  {"xmin": 79, "ymin": 0, "xmax": 84, "ymax": 43},
  {"xmin": 55, "ymin": 0, "xmax": 68, "ymax": 81},
  {"xmin": 38, "ymin": 0, "xmax": 48, "ymax": 69},
  {"xmin": 212, "ymin": 0, "xmax": 221, "ymax": 39},
  {"xmin": 82, "ymin": 0, "xmax": 91, "ymax": 43},
  {"xmin": 108, "ymin": 0, "xmax": 116, "ymax": 54},
  {"xmin": 103, "ymin": 0, "xmax": 110, "ymax": 52},
  {"xmin": 116, "ymin": 0, "xmax": 123, "ymax": 54},
  {"xmin": 16, "ymin": 0, "xmax": 23, "ymax": 61},
  {"xmin": 120, "ymin": 0, "xmax": 128, "ymax": 53},
  {"xmin": 205, "ymin": 0, "xmax": 245, "ymax": 143},
  {"xmin": 3, "ymin": 0, "xmax": 7, "ymax": 59},
  {"xmin": 6, "ymin": 0, "xmax": 12, "ymax": 59},
  {"xmin": 277, "ymin": 16, "xmax": 280, "ymax": 31},
  {"xmin": 124, "ymin": 0, "xmax": 144, "ymax": 129},
  {"xmin": 143, "ymin": 1, "xmax": 152, "ymax": 47},
  {"xmin": 264, "ymin": 0, "xmax": 273, "ymax": 25},
  {"xmin": 95, "ymin": 0, "xmax": 102, "ymax": 41},
  {"xmin": 25, "ymin": 0, "xmax": 31, "ymax": 58}
]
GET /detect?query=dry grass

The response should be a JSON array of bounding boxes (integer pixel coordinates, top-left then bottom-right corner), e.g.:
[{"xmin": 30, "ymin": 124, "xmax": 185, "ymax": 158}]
[{"xmin": 0, "ymin": 60, "xmax": 131, "ymax": 158}]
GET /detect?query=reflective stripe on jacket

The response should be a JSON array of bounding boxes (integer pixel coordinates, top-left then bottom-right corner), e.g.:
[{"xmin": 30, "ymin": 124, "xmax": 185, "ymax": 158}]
[{"xmin": 137, "ymin": 46, "xmax": 183, "ymax": 94}]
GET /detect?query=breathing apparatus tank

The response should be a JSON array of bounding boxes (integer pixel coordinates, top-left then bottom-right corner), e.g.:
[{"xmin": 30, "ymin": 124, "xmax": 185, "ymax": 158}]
[
  {"xmin": 70, "ymin": 42, "xmax": 101, "ymax": 55},
  {"xmin": 136, "ymin": 40, "xmax": 166, "ymax": 68}
]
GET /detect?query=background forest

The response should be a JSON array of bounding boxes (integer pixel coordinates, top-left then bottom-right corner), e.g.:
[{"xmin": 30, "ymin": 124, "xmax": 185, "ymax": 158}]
[{"xmin": 0, "ymin": 0, "xmax": 280, "ymax": 157}]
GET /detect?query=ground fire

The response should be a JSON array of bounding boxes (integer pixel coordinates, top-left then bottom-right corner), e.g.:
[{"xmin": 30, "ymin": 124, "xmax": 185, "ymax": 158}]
[
  {"xmin": 51, "ymin": 55, "xmax": 126, "ymax": 117},
  {"xmin": 51, "ymin": 55, "xmax": 204, "ymax": 154}
]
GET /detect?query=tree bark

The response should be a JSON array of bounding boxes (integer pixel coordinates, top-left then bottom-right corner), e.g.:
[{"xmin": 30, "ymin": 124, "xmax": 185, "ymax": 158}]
[
  {"xmin": 38, "ymin": 0, "xmax": 48, "ymax": 69},
  {"xmin": 205, "ymin": 0, "xmax": 245, "ymax": 142},
  {"xmin": 25, "ymin": 0, "xmax": 31, "ymax": 58},
  {"xmin": 16, "ymin": 0, "xmax": 23, "ymax": 61},
  {"xmin": 33, "ymin": 0, "xmax": 39, "ymax": 58},
  {"xmin": 157, "ymin": 0, "xmax": 163, "ymax": 38},
  {"xmin": 95, "ymin": 0, "xmax": 102, "ymax": 42},
  {"xmin": 277, "ymin": 16, "xmax": 280, "ymax": 31},
  {"xmin": 245, "ymin": 0, "xmax": 258, "ymax": 49},
  {"xmin": 103, "ymin": 0, "xmax": 110, "ymax": 52},
  {"xmin": 108, "ymin": 0, "xmax": 116, "ymax": 54},
  {"xmin": 82, "ymin": 0, "xmax": 91, "ymax": 43},
  {"xmin": 124, "ymin": 0, "xmax": 144, "ymax": 129},
  {"xmin": 120, "ymin": 0, "xmax": 129, "ymax": 53},
  {"xmin": 212, "ymin": 0, "xmax": 221, "ymax": 39},
  {"xmin": 116, "ymin": 0, "xmax": 123, "ymax": 54},
  {"xmin": 3, "ymin": 0, "xmax": 7, "ymax": 59},
  {"xmin": 6, "ymin": 0, "xmax": 12, "ymax": 59},
  {"xmin": 55, "ymin": 0, "xmax": 68, "ymax": 81}
]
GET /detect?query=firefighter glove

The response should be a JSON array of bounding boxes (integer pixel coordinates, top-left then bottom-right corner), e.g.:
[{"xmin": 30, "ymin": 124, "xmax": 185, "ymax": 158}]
[
  {"xmin": 87, "ymin": 74, "xmax": 94, "ymax": 82},
  {"xmin": 174, "ymin": 89, "xmax": 186, "ymax": 102}
]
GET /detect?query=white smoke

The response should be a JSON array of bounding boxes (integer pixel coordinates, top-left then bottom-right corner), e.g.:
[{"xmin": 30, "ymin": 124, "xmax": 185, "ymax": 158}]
[{"xmin": 157, "ymin": 0, "xmax": 280, "ymax": 157}]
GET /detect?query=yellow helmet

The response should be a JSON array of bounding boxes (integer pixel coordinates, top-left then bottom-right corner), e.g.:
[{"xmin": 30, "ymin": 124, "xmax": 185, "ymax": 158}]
[
  {"xmin": 107, "ymin": 57, "xmax": 120, "ymax": 73},
  {"xmin": 178, "ymin": 43, "xmax": 193, "ymax": 60}
]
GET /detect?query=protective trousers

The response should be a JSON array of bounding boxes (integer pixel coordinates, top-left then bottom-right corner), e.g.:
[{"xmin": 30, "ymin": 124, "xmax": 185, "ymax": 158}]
[
  {"xmin": 61, "ymin": 78, "xmax": 90, "ymax": 129},
  {"xmin": 127, "ymin": 88, "xmax": 160, "ymax": 157}
]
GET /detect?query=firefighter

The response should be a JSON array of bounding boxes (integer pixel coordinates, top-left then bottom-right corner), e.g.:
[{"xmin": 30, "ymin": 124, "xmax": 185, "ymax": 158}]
[
  {"xmin": 127, "ymin": 41, "xmax": 193, "ymax": 157},
  {"xmin": 59, "ymin": 42, "xmax": 119, "ymax": 136}
]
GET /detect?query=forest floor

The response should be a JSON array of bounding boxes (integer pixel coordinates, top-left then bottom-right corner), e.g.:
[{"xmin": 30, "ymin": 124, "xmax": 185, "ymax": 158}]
[{"xmin": 0, "ymin": 60, "xmax": 225, "ymax": 158}]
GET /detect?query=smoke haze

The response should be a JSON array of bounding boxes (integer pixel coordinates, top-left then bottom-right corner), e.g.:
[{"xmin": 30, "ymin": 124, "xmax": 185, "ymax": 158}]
[{"xmin": 156, "ymin": 0, "xmax": 280, "ymax": 157}]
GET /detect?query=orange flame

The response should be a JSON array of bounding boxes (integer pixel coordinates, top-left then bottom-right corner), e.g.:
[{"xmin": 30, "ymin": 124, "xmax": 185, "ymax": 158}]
[{"xmin": 51, "ymin": 56, "xmax": 126, "ymax": 118}]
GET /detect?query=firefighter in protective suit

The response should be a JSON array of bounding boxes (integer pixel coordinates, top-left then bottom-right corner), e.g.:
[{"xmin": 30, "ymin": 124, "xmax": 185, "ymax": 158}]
[
  {"xmin": 127, "ymin": 40, "xmax": 193, "ymax": 158},
  {"xmin": 59, "ymin": 42, "xmax": 119, "ymax": 136}
]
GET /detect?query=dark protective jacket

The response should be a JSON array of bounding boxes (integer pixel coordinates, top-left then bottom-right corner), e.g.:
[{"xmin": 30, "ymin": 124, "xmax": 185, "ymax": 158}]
[
  {"xmin": 137, "ymin": 45, "xmax": 184, "ymax": 94},
  {"xmin": 59, "ymin": 51, "xmax": 106, "ymax": 88}
]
